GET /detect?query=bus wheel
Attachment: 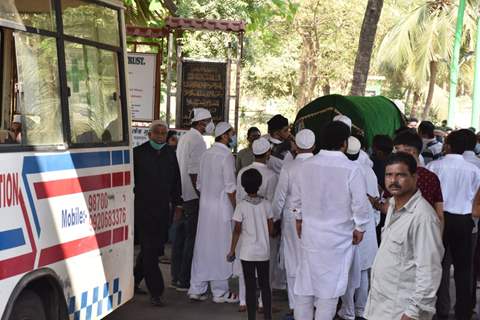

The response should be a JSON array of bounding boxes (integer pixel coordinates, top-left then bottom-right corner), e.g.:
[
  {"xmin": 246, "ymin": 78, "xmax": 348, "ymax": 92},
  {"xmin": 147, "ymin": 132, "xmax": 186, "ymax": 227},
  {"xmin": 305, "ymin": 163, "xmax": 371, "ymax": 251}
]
[{"xmin": 9, "ymin": 289, "xmax": 47, "ymax": 320}]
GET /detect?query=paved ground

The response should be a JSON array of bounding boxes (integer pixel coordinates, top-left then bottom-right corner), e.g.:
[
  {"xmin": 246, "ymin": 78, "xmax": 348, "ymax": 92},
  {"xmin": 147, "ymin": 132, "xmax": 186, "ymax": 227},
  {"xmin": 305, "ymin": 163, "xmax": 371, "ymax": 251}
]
[
  {"xmin": 105, "ymin": 245, "xmax": 480, "ymax": 320},
  {"xmin": 105, "ymin": 245, "xmax": 290, "ymax": 320}
]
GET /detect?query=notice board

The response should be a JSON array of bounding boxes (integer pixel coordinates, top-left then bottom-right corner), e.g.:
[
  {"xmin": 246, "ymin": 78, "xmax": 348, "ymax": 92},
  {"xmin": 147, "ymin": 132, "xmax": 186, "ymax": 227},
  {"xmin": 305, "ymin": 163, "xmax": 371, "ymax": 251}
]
[
  {"xmin": 127, "ymin": 53, "xmax": 156, "ymax": 121},
  {"xmin": 180, "ymin": 61, "xmax": 227, "ymax": 128}
]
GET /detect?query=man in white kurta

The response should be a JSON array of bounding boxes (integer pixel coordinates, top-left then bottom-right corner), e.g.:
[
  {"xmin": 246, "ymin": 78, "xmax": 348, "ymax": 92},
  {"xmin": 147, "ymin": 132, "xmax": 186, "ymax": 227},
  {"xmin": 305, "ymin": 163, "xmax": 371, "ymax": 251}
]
[
  {"xmin": 272, "ymin": 129, "xmax": 315, "ymax": 314},
  {"xmin": 188, "ymin": 122, "xmax": 238, "ymax": 303},
  {"xmin": 290, "ymin": 121, "xmax": 370, "ymax": 320},
  {"xmin": 235, "ymin": 137, "xmax": 278, "ymax": 309},
  {"xmin": 338, "ymin": 137, "xmax": 379, "ymax": 320}
]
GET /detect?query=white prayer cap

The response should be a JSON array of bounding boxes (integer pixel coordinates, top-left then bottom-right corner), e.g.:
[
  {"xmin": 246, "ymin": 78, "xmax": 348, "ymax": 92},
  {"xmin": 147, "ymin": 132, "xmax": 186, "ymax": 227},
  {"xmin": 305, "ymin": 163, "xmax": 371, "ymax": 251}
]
[
  {"xmin": 346, "ymin": 136, "xmax": 361, "ymax": 155},
  {"xmin": 214, "ymin": 122, "xmax": 232, "ymax": 138},
  {"xmin": 333, "ymin": 114, "xmax": 352, "ymax": 129},
  {"xmin": 191, "ymin": 108, "xmax": 212, "ymax": 122},
  {"xmin": 149, "ymin": 120, "xmax": 167, "ymax": 131},
  {"xmin": 13, "ymin": 115, "xmax": 21, "ymax": 123},
  {"xmin": 252, "ymin": 137, "xmax": 271, "ymax": 155},
  {"xmin": 295, "ymin": 129, "xmax": 315, "ymax": 150}
]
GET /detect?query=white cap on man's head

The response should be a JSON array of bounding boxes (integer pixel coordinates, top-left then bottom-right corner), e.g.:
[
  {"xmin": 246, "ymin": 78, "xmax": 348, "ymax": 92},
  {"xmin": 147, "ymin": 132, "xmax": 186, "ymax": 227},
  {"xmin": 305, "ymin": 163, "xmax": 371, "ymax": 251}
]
[
  {"xmin": 252, "ymin": 137, "xmax": 271, "ymax": 155},
  {"xmin": 346, "ymin": 136, "xmax": 361, "ymax": 155},
  {"xmin": 191, "ymin": 108, "xmax": 212, "ymax": 122},
  {"xmin": 333, "ymin": 114, "xmax": 352, "ymax": 129},
  {"xmin": 295, "ymin": 129, "xmax": 315, "ymax": 150},
  {"xmin": 13, "ymin": 115, "xmax": 21, "ymax": 123},
  {"xmin": 149, "ymin": 119, "xmax": 167, "ymax": 131},
  {"xmin": 214, "ymin": 122, "xmax": 232, "ymax": 138}
]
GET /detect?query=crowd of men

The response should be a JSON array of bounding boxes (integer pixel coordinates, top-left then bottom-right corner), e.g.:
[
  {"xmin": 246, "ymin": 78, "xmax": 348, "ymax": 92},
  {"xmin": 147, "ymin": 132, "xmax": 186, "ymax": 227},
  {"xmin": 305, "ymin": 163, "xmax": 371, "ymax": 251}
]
[{"xmin": 133, "ymin": 107, "xmax": 480, "ymax": 320}]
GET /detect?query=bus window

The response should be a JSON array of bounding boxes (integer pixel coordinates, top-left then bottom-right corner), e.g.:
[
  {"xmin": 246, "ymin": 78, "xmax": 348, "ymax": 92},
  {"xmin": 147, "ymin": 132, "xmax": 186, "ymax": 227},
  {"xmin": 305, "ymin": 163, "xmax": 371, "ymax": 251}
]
[
  {"xmin": 0, "ymin": 0, "xmax": 56, "ymax": 31},
  {"xmin": 14, "ymin": 32, "xmax": 63, "ymax": 145},
  {"xmin": 65, "ymin": 43, "xmax": 123, "ymax": 144},
  {"xmin": 61, "ymin": 0, "xmax": 120, "ymax": 47},
  {"xmin": 0, "ymin": 28, "xmax": 63, "ymax": 146}
]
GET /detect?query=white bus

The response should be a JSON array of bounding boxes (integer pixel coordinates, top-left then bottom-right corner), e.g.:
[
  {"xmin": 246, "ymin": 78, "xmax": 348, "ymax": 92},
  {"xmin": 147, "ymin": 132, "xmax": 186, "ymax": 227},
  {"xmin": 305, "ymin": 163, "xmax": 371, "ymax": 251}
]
[{"xmin": 0, "ymin": 1, "xmax": 134, "ymax": 319}]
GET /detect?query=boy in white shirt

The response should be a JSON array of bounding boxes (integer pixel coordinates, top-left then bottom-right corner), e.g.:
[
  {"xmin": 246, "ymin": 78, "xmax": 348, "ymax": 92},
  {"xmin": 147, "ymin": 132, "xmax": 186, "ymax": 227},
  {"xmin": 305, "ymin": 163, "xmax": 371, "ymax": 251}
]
[{"xmin": 228, "ymin": 169, "xmax": 273, "ymax": 320}]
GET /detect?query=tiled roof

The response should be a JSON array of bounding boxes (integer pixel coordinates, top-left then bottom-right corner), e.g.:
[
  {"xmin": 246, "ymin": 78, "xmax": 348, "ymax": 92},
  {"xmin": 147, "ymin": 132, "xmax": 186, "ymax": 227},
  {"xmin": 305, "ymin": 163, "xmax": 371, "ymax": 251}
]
[{"xmin": 126, "ymin": 17, "xmax": 245, "ymax": 38}]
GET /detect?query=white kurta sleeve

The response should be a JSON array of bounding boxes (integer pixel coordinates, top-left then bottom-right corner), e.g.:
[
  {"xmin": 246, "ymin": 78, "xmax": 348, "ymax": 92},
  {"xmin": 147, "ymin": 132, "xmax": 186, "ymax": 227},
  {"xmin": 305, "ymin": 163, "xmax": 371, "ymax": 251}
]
[
  {"xmin": 264, "ymin": 200, "xmax": 274, "ymax": 219},
  {"xmin": 223, "ymin": 154, "xmax": 237, "ymax": 194},
  {"xmin": 236, "ymin": 172, "xmax": 245, "ymax": 203},
  {"xmin": 289, "ymin": 173, "xmax": 302, "ymax": 220},
  {"xmin": 187, "ymin": 139, "xmax": 207, "ymax": 175},
  {"xmin": 265, "ymin": 173, "xmax": 279, "ymax": 202},
  {"xmin": 232, "ymin": 205, "xmax": 243, "ymax": 222},
  {"xmin": 349, "ymin": 168, "xmax": 370, "ymax": 232},
  {"xmin": 272, "ymin": 167, "xmax": 289, "ymax": 221},
  {"xmin": 196, "ymin": 154, "xmax": 204, "ymax": 192},
  {"xmin": 404, "ymin": 216, "xmax": 444, "ymax": 318}
]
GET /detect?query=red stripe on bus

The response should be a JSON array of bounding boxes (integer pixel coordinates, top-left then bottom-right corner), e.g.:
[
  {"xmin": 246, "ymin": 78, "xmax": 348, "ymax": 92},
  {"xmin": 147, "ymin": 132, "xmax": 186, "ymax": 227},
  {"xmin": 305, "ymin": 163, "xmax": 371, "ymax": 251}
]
[
  {"xmin": 0, "ymin": 253, "xmax": 36, "ymax": 279},
  {"xmin": 38, "ymin": 230, "xmax": 112, "ymax": 267},
  {"xmin": 124, "ymin": 225, "xmax": 129, "ymax": 240},
  {"xmin": 124, "ymin": 171, "xmax": 131, "ymax": 185},
  {"xmin": 112, "ymin": 226, "xmax": 124, "ymax": 244},
  {"xmin": 112, "ymin": 172, "xmax": 124, "ymax": 187},
  {"xmin": 34, "ymin": 174, "xmax": 112, "ymax": 199},
  {"xmin": 0, "ymin": 192, "xmax": 37, "ymax": 280}
]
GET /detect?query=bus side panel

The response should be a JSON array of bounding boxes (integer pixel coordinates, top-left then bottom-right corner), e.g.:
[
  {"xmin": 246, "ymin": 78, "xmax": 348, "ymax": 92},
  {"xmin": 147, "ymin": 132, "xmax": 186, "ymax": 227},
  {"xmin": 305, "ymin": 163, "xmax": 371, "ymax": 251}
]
[{"xmin": 0, "ymin": 147, "xmax": 134, "ymax": 320}]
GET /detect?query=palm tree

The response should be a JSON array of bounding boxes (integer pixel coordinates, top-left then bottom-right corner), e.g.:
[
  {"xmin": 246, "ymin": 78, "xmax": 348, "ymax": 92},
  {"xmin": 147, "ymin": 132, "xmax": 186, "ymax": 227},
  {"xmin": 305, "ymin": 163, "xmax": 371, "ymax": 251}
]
[
  {"xmin": 376, "ymin": 0, "xmax": 476, "ymax": 119},
  {"xmin": 124, "ymin": 0, "xmax": 176, "ymax": 26},
  {"xmin": 350, "ymin": 0, "xmax": 384, "ymax": 96}
]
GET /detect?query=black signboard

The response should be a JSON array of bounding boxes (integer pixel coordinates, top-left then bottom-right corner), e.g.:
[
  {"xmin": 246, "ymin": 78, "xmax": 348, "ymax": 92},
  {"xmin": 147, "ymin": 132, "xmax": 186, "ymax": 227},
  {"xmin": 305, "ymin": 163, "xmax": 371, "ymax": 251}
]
[{"xmin": 180, "ymin": 61, "xmax": 227, "ymax": 128}]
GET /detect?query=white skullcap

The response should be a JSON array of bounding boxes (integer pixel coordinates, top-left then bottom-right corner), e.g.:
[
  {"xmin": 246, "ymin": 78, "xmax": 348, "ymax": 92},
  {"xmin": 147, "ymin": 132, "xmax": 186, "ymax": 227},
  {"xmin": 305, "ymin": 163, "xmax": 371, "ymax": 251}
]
[
  {"xmin": 214, "ymin": 122, "xmax": 232, "ymax": 138},
  {"xmin": 252, "ymin": 137, "xmax": 271, "ymax": 155},
  {"xmin": 333, "ymin": 114, "xmax": 352, "ymax": 129},
  {"xmin": 346, "ymin": 136, "xmax": 361, "ymax": 155},
  {"xmin": 149, "ymin": 119, "xmax": 167, "ymax": 131},
  {"xmin": 13, "ymin": 115, "xmax": 21, "ymax": 123},
  {"xmin": 191, "ymin": 108, "xmax": 212, "ymax": 122},
  {"xmin": 295, "ymin": 129, "xmax": 315, "ymax": 149}
]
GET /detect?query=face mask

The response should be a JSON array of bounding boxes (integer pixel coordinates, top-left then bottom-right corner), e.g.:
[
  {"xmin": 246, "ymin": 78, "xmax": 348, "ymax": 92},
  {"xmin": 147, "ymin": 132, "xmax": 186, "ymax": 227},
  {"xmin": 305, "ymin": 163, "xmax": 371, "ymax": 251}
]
[
  {"xmin": 475, "ymin": 143, "xmax": 480, "ymax": 155},
  {"xmin": 205, "ymin": 121, "xmax": 215, "ymax": 135},
  {"xmin": 228, "ymin": 135, "xmax": 237, "ymax": 149},
  {"xmin": 149, "ymin": 140, "xmax": 166, "ymax": 150}
]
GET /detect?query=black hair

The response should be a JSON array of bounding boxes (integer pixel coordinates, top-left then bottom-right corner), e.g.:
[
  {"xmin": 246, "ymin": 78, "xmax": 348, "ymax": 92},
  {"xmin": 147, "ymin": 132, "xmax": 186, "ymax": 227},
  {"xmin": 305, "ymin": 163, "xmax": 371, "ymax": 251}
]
[
  {"xmin": 247, "ymin": 127, "xmax": 260, "ymax": 137},
  {"xmin": 408, "ymin": 117, "xmax": 419, "ymax": 123},
  {"xmin": 167, "ymin": 130, "xmax": 177, "ymax": 141},
  {"xmin": 372, "ymin": 134, "xmax": 393, "ymax": 154},
  {"xmin": 346, "ymin": 153, "xmax": 360, "ymax": 161},
  {"xmin": 386, "ymin": 152, "xmax": 417, "ymax": 175},
  {"xmin": 393, "ymin": 131, "xmax": 423, "ymax": 153},
  {"xmin": 459, "ymin": 129, "xmax": 477, "ymax": 152},
  {"xmin": 241, "ymin": 168, "xmax": 262, "ymax": 194},
  {"xmin": 446, "ymin": 130, "xmax": 467, "ymax": 154},
  {"xmin": 418, "ymin": 121, "xmax": 435, "ymax": 138},
  {"xmin": 320, "ymin": 121, "xmax": 350, "ymax": 151}
]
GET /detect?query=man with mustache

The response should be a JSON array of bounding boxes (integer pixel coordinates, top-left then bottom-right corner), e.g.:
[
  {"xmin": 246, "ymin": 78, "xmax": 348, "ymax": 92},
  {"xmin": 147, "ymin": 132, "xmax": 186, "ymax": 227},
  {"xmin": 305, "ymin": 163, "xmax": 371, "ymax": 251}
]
[{"xmin": 365, "ymin": 152, "xmax": 444, "ymax": 320}]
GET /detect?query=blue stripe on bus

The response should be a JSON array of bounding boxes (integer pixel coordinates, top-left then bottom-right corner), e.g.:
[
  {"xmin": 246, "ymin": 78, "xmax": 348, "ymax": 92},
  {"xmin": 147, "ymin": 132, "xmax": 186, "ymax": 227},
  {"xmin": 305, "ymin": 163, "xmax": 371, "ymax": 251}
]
[
  {"xmin": 111, "ymin": 151, "xmax": 123, "ymax": 165},
  {"xmin": 0, "ymin": 228, "xmax": 25, "ymax": 250}
]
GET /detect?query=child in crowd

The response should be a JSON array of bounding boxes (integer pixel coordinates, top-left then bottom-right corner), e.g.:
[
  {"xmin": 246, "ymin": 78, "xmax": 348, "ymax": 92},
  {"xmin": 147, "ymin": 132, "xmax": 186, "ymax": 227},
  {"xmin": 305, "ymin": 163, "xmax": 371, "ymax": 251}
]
[{"xmin": 227, "ymin": 168, "xmax": 273, "ymax": 320}]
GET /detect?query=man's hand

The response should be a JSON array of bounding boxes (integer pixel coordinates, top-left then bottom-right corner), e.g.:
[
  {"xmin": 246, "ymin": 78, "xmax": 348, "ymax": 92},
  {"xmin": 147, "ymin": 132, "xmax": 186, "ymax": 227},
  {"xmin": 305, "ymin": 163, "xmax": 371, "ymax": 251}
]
[
  {"xmin": 368, "ymin": 195, "xmax": 388, "ymax": 214},
  {"xmin": 400, "ymin": 314, "xmax": 413, "ymax": 320},
  {"xmin": 352, "ymin": 229, "xmax": 365, "ymax": 245},
  {"xmin": 173, "ymin": 206, "xmax": 183, "ymax": 223}
]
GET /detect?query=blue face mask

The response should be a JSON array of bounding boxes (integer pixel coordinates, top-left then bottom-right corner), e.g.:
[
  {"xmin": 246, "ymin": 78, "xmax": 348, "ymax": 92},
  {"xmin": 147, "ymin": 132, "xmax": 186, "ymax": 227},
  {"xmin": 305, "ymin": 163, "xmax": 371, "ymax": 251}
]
[
  {"xmin": 475, "ymin": 143, "xmax": 480, "ymax": 155},
  {"xmin": 150, "ymin": 140, "xmax": 166, "ymax": 150},
  {"xmin": 228, "ymin": 135, "xmax": 237, "ymax": 149}
]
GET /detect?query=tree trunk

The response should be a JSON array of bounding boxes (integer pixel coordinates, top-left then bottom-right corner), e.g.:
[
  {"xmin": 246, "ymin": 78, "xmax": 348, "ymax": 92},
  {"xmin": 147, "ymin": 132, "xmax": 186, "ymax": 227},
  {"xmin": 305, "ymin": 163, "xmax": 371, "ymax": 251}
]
[
  {"xmin": 422, "ymin": 61, "xmax": 438, "ymax": 120},
  {"xmin": 322, "ymin": 82, "xmax": 331, "ymax": 95},
  {"xmin": 411, "ymin": 91, "xmax": 421, "ymax": 118},
  {"xmin": 350, "ymin": 0, "xmax": 384, "ymax": 96}
]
